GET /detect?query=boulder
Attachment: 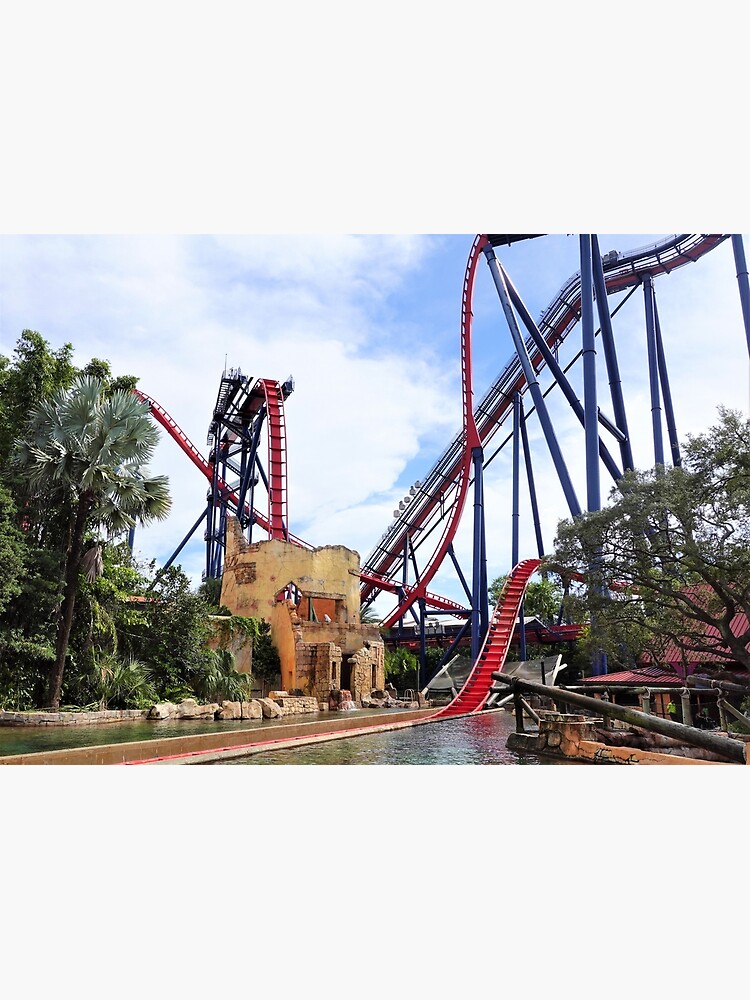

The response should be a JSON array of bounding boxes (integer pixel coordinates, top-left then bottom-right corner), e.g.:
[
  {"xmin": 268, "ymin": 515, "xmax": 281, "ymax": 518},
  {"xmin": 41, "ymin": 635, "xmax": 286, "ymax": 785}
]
[
  {"xmin": 148, "ymin": 702, "xmax": 177, "ymax": 720},
  {"xmin": 259, "ymin": 698, "xmax": 284, "ymax": 719},
  {"xmin": 218, "ymin": 701, "xmax": 242, "ymax": 720},
  {"xmin": 176, "ymin": 699, "xmax": 219, "ymax": 720},
  {"xmin": 242, "ymin": 700, "xmax": 263, "ymax": 720}
]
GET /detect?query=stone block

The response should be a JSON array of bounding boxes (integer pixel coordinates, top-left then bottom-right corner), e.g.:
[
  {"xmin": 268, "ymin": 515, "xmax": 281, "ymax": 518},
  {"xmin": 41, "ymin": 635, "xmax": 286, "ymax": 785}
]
[
  {"xmin": 259, "ymin": 698, "xmax": 284, "ymax": 719},
  {"xmin": 149, "ymin": 702, "xmax": 177, "ymax": 720},
  {"xmin": 218, "ymin": 701, "xmax": 242, "ymax": 720}
]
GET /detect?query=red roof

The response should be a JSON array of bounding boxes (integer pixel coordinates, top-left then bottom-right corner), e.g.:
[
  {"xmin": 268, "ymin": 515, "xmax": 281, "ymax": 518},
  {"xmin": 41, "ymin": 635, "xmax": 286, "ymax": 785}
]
[
  {"xmin": 580, "ymin": 664, "xmax": 682, "ymax": 686},
  {"xmin": 638, "ymin": 585, "xmax": 750, "ymax": 675}
]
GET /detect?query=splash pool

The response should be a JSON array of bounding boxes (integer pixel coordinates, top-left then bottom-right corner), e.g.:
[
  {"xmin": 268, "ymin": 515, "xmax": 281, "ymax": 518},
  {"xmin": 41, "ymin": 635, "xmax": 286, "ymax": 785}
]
[{"xmin": 216, "ymin": 710, "xmax": 557, "ymax": 765}]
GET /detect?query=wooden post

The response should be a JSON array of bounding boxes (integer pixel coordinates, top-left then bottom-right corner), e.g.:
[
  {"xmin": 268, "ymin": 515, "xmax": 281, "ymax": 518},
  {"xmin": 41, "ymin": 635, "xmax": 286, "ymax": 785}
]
[
  {"xmin": 513, "ymin": 688, "xmax": 525, "ymax": 733},
  {"xmin": 600, "ymin": 690, "xmax": 610, "ymax": 729},
  {"xmin": 718, "ymin": 698, "xmax": 728, "ymax": 732},
  {"xmin": 519, "ymin": 696, "xmax": 541, "ymax": 724},
  {"xmin": 680, "ymin": 689, "xmax": 693, "ymax": 728},
  {"xmin": 640, "ymin": 689, "xmax": 651, "ymax": 714},
  {"xmin": 718, "ymin": 698, "xmax": 750, "ymax": 733}
]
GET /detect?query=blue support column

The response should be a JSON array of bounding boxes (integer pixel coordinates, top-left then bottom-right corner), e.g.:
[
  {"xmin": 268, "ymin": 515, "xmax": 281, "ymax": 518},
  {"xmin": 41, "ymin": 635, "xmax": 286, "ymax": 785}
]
[
  {"xmin": 418, "ymin": 597, "xmax": 427, "ymax": 693},
  {"xmin": 643, "ymin": 274, "xmax": 665, "ymax": 467},
  {"xmin": 581, "ymin": 235, "xmax": 601, "ymax": 514},
  {"xmin": 732, "ymin": 235, "xmax": 750, "ymax": 358},
  {"xmin": 238, "ymin": 409, "xmax": 265, "ymax": 532},
  {"xmin": 448, "ymin": 543, "xmax": 474, "ymax": 603},
  {"xmin": 408, "ymin": 536, "xmax": 421, "ymax": 584},
  {"xmin": 653, "ymin": 298, "xmax": 682, "ymax": 468},
  {"xmin": 512, "ymin": 393, "xmax": 520, "ymax": 567},
  {"xmin": 591, "ymin": 234, "xmax": 635, "ymax": 472},
  {"xmin": 582, "ymin": 237, "xmax": 607, "ymax": 677},
  {"xmin": 164, "ymin": 509, "xmax": 208, "ymax": 575},
  {"xmin": 483, "ymin": 244, "xmax": 582, "ymax": 519},
  {"xmin": 503, "ymin": 267, "xmax": 622, "ymax": 483},
  {"xmin": 519, "ymin": 395, "xmax": 545, "ymax": 559},
  {"xmin": 397, "ymin": 533, "xmax": 409, "ymax": 642}
]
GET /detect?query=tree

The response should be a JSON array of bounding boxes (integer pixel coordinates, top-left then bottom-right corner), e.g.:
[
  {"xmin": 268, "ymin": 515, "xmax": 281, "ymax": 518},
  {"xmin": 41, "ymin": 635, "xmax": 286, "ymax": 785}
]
[
  {"xmin": 488, "ymin": 572, "xmax": 564, "ymax": 623},
  {"xmin": 384, "ymin": 648, "xmax": 419, "ymax": 691},
  {"xmin": 0, "ymin": 484, "xmax": 24, "ymax": 617},
  {"xmin": 551, "ymin": 407, "xmax": 750, "ymax": 672},
  {"xmin": 13, "ymin": 376, "xmax": 171, "ymax": 707},
  {"xmin": 0, "ymin": 330, "xmax": 76, "ymax": 466}
]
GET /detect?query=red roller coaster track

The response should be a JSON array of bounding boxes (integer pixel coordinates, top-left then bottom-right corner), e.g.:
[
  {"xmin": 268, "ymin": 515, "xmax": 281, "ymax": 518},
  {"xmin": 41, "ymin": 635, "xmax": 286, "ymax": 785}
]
[
  {"xmin": 132, "ymin": 383, "xmax": 310, "ymax": 549},
  {"xmin": 134, "ymin": 236, "xmax": 729, "ymax": 640},
  {"xmin": 434, "ymin": 557, "xmax": 541, "ymax": 717},
  {"xmin": 363, "ymin": 234, "xmax": 729, "ymax": 628}
]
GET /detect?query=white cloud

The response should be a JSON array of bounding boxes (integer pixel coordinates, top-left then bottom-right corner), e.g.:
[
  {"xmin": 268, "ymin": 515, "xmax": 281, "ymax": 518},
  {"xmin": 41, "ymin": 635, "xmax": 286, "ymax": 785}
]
[{"xmin": 3, "ymin": 231, "xmax": 749, "ymax": 608}]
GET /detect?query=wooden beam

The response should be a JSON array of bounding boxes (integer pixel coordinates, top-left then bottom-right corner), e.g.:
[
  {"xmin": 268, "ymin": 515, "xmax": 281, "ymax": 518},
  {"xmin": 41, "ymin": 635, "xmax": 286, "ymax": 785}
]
[{"xmin": 491, "ymin": 674, "xmax": 746, "ymax": 764}]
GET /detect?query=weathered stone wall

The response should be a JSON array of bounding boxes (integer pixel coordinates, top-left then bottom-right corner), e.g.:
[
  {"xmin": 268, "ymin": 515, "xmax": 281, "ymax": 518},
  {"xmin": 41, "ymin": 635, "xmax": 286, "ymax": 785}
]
[
  {"xmin": 507, "ymin": 712, "xmax": 725, "ymax": 764},
  {"xmin": 268, "ymin": 695, "xmax": 319, "ymax": 716},
  {"xmin": 295, "ymin": 641, "xmax": 342, "ymax": 703},
  {"xmin": 297, "ymin": 618, "xmax": 382, "ymax": 655},
  {"xmin": 0, "ymin": 709, "xmax": 148, "ymax": 727},
  {"xmin": 347, "ymin": 643, "xmax": 385, "ymax": 705},
  {"xmin": 270, "ymin": 600, "xmax": 298, "ymax": 692},
  {"xmin": 220, "ymin": 518, "xmax": 361, "ymax": 622},
  {"xmin": 219, "ymin": 516, "xmax": 385, "ymax": 705}
]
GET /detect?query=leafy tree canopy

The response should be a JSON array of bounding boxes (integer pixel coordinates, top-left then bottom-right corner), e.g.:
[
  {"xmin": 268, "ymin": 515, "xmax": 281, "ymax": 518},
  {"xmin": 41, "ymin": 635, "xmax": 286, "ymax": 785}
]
[
  {"xmin": 551, "ymin": 407, "xmax": 750, "ymax": 672},
  {"xmin": 488, "ymin": 572, "xmax": 564, "ymax": 624},
  {"xmin": 12, "ymin": 375, "xmax": 171, "ymax": 707}
]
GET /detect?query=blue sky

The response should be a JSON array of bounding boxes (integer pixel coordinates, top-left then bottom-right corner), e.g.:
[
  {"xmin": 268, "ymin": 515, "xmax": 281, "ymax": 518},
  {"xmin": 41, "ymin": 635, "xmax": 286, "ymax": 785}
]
[
  {"xmin": 4, "ymin": 0, "xmax": 748, "ymax": 963},
  {"xmin": 2, "ymin": 233, "xmax": 749, "ymax": 618}
]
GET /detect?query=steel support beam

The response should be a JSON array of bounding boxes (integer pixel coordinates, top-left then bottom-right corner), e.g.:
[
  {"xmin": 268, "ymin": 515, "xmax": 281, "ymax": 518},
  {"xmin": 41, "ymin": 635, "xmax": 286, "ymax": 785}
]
[
  {"xmin": 483, "ymin": 245, "xmax": 582, "ymax": 518},
  {"xmin": 591, "ymin": 234, "xmax": 635, "ymax": 473},
  {"xmin": 653, "ymin": 296, "xmax": 682, "ymax": 467},
  {"xmin": 580, "ymin": 235, "xmax": 601, "ymax": 513},
  {"xmin": 519, "ymin": 395, "xmax": 545, "ymax": 559},
  {"xmin": 732, "ymin": 234, "xmax": 750, "ymax": 359},
  {"xmin": 502, "ymin": 266, "xmax": 622, "ymax": 482},
  {"xmin": 643, "ymin": 274, "xmax": 665, "ymax": 467}
]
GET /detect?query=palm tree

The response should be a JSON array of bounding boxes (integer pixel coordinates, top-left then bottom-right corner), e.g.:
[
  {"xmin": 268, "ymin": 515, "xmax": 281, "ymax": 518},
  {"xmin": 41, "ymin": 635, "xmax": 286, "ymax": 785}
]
[{"xmin": 13, "ymin": 376, "xmax": 171, "ymax": 707}]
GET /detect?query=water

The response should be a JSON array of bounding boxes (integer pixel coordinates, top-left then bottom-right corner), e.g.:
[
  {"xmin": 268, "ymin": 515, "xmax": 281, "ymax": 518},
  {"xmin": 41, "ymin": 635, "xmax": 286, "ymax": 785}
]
[
  {"xmin": 0, "ymin": 708, "xmax": 571, "ymax": 764},
  {"xmin": 221, "ymin": 710, "xmax": 555, "ymax": 764},
  {"xmin": 0, "ymin": 709, "xmax": 392, "ymax": 758}
]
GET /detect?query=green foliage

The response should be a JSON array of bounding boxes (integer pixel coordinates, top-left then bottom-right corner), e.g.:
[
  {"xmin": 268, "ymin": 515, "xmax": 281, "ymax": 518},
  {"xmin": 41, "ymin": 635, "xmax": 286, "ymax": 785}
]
[
  {"xmin": 0, "ymin": 484, "xmax": 25, "ymax": 616},
  {"xmin": 198, "ymin": 576, "xmax": 223, "ymax": 612},
  {"xmin": 123, "ymin": 564, "xmax": 210, "ymax": 697},
  {"xmin": 249, "ymin": 618, "xmax": 281, "ymax": 688},
  {"xmin": 384, "ymin": 648, "xmax": 419, "ymax": 691},
  {"xmin": 93, "ymin": 653, "xmax": 159, "ymax": 710},
  {"xmin": 359, "ymin": 604, "xmax": 381, "ymax": 625},
  {"xmin": 0, "ymin": 331, "xmax": 295, "ymax": 713},
  {"xmin": 551, "ymin": 407, "xmax": 750, "ymax": 672},
  {"xmin": 0, "ymin": 330, "xmax": 77, "ymax": 466},
  {"xmin": 489, "ymin": 572, "xmax": 564, "ymax": 623},
  {"xmin": 189, "ymin": 648, "xmax": 253, "ymax": 704},
  {"xmin": 11, "ymin": 374, "xmax": 172, "ymax": 706}
]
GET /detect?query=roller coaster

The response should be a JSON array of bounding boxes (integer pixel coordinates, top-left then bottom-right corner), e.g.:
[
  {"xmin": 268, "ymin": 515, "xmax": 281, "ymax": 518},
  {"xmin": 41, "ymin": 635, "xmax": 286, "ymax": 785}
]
[{"xmin": 133, "ymin": 233, "xmax": 750, "ymax": 715}]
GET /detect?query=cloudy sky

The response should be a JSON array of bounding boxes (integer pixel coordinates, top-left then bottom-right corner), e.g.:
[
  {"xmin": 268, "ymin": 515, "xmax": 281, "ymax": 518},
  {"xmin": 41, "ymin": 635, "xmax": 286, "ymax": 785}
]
[
  {"xmin": 4, "ymin": 1, "xmax": 749, "ymax": 968},
  {"xmin": 2, "ymin": 232, "xmax": 749, "ymax": 618}
]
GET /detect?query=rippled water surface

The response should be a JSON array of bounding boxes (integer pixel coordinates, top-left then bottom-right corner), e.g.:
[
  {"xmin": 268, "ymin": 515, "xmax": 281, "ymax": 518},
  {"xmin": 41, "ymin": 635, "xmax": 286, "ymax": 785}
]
[
  {"xmin": 224, "ymin": 710, "xmax": 551, "ymax": 765},
  {"xmin": 0, "ymin": 709, "xmax": 391, "ymax": 758}
]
